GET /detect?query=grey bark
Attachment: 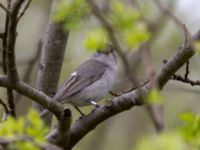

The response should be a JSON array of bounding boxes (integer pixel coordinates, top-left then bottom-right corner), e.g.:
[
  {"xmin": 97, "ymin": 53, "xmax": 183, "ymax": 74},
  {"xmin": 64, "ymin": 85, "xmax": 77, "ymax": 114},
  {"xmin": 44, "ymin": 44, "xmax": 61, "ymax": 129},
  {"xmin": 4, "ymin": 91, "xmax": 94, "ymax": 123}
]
[{"xmin": 33, "ymin": 0, "xmax": 69, "ymax": 126}]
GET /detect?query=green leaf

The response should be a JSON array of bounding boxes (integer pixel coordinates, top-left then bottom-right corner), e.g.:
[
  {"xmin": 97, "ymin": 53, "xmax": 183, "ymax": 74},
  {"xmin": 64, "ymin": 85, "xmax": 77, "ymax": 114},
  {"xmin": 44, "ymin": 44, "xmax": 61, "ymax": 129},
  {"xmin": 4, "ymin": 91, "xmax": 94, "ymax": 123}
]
[
  {"xmin": 179, "ymin": 112, "xmax": 200, "ymax": 147},
  {"xmin": 135, "ymin": 133, "xmax": 186, "ymax": 150},
  {"xmin": 109, "ymin": 1, "xmax": 140, "ymax": 29},
  {"xmin": 194, "ymin": 41, "xmax": 200, "ymax": 55},
  {"xmin": 0, "ymin": 109, "xmax": 48, "ymax": 149},
  {"xmin": 124, "ymin": 23, "xmax": 150, "ymax": 47},
  {"xmin": 146, "ymin": 88, "xmax": 162, "ymax": 104},
  {"xmin": 53, "ymin": 0, "xmax": 90, "ymax": 30},
  {"xmin": 84, "ymin": 28, "xmax": 108, "ymax": 51},
  {"xmin": 109, "ymin": 1, "xmax": 150, "ymax": 49}
]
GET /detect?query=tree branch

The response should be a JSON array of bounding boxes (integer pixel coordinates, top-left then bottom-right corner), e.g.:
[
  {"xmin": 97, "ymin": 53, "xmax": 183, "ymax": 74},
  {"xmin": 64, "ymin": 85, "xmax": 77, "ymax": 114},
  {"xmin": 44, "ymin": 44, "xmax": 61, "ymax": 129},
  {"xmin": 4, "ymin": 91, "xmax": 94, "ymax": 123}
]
[
  {"xmin": 171, "ymin": 74, "xmax": 200, "ymax": 86},
  {"xmin": 0, "ymin": 98, "xmax": 9, "ymax": 115},
  {"xmin": 34, "ymin": 0, "xmax": 69, "ymax": 126},
  {"xmin": 0, "ymin": 76, "xmax": 64, "ymax": 119},
  {"xmin": 17, "ymin": 0, "xmax": 32, "ymax": 22},
  {"xmin": 6, "ymin": 0, "xmax": 26, "ymax": 83},
  {"xmin": 46, "ymin": 109, "xmax": 72, "ymax": 149},
  {"xmin": 0, "ymin": 2, "xmax": 10, "ymax": 14}
]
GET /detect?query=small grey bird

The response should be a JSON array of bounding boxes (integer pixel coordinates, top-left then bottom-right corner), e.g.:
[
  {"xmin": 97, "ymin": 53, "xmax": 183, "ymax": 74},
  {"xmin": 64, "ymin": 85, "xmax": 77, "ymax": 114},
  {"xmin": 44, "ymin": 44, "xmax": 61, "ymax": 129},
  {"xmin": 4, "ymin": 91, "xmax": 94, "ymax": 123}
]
[{"xmin": 52, "ymin": 44, "xmax": 118, "ymax": 115}]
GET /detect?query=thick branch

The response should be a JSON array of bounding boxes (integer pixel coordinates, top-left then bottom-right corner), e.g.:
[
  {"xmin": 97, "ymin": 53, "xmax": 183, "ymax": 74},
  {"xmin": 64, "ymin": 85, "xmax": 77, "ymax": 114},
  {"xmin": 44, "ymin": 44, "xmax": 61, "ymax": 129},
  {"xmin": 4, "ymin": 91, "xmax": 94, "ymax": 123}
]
[
  {"xmin": 46, "ymin": 109, "xmax": 72, "ymax": 149},
  {"xmin": 0, "ymin": 76, "xmax": 64, "ymax": 119},
  {"xmin": 34, "ymin": 0, "xmax": 69, "ymax": 126}
]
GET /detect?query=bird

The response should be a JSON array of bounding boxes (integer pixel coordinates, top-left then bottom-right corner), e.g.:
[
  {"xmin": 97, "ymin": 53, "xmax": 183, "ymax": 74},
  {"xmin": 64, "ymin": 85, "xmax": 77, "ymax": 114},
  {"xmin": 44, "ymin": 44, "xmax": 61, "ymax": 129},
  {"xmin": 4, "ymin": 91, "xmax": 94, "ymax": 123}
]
[{"xmin": 41, "ymin": 44, "xmax": 118, "ymax": 116}]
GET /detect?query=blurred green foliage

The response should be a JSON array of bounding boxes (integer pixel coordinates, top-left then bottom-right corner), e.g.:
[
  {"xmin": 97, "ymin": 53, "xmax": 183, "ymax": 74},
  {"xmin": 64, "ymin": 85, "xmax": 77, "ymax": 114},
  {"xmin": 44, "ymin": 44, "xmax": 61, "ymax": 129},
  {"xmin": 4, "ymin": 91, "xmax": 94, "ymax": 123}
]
[
  {"xmin": 0, "ymin": 110, "xmax": 48, "ymax": 150},
  {"xmin": 109, "ymin": 1, "xmax": 150, "ymax": 48},
  {"xmin": 54, "ymin": 0, "xmax": 150, "ymax": 52},
  {"xmin": 84, "ymin": 27, "xmax": 108, "ymax": 51},
  {"xmin": 135, "ymin": 112, "xmax": 200, "ymax": 150},
  {"xmin": 146, "ymin": 88, "xmax": 163, "ymax": 104},
  {"xmin": 195, "ymin": 41, "xmax": 200, "ymax": 55},
  {"xmin": 53, "ymin": 0, "xmax": 89, "ymax": 29}
]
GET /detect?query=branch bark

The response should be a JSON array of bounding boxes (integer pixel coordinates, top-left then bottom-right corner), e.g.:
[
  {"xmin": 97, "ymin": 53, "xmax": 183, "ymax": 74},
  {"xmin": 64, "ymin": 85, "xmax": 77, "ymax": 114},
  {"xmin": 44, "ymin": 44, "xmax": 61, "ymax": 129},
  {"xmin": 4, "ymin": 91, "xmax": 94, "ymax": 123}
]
[
  {"xmin": 6, "ymin": 0, "xmax": 26, "ymax": 83},
  {"xmin": 0, "ymin": 76, "xmax": 64, "ymax": 119},
  {"xmin": 33, "ymin": 0, "xmax": 69, "ymax": 126}
]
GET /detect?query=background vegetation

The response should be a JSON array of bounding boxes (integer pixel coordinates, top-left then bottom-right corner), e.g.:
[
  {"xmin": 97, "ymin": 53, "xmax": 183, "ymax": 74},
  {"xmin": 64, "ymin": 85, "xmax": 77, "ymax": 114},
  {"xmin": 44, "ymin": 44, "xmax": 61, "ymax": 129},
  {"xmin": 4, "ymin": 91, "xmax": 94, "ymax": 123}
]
[{"xmin": 0, "ymin": 0, "xmax": 200, "ymax": 150}]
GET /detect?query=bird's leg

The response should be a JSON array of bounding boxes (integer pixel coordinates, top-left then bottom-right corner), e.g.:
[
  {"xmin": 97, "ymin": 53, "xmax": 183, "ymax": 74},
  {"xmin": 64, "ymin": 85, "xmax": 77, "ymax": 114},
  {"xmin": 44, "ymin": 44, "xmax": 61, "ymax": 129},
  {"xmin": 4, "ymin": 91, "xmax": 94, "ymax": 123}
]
[
  {"xmin": 90, "ymin": 100, "xmax": 101, "ymax": 113},
  {"xmin": 90, "ymin": 100, "xmax": 100, "ymax": 108},
  {"xmin": 73, "ymin": 105, "xmax": 85, "ymax": 116}
]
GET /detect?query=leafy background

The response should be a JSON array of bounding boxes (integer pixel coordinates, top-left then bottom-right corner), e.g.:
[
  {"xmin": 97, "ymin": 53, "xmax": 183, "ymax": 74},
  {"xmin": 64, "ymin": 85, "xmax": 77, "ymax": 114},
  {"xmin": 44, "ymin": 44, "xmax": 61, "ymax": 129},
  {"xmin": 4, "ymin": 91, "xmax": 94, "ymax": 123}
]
[{"xmin": 0, "ymin": 0, "xmax": 200, "ymax": 149}]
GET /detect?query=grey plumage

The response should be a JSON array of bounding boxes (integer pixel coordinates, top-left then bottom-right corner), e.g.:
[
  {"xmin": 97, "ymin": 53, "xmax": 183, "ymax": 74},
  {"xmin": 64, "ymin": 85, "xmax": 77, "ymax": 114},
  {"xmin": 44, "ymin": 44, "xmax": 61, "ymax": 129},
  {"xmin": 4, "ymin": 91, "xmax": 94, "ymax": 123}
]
[
  {"xmin": 40, "ymin": 45, "xmax": 118, "ymax": 117},
  {"xmin": 54, "ymin": 47, "xmax": 118, "ymax": 107},
  {"xmin": 53, "ymin": 60, "xmax": 107, "ymax": 102}
]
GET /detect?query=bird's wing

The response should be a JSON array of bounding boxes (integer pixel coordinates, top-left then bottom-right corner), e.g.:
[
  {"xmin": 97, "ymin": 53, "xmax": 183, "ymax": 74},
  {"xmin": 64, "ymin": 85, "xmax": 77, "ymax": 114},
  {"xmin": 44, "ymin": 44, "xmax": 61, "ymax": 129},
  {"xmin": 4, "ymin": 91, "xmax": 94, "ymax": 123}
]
[{"xmin": 53, "ymin": 59, "xmax": 107, "ymax": 101}]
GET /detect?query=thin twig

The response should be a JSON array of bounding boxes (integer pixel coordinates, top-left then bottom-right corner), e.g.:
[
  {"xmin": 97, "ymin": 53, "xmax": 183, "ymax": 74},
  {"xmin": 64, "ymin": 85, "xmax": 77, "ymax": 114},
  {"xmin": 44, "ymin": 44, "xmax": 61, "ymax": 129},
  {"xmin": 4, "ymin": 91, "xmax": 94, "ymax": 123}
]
[
  {"xmin": 0, "ymin": 99, "xmax": 9, "ymax": 114},
  {"xmin": 0, "ymin": 2, "xmax": 10, "ymax": 14},
  {"xmin": 184, "ymin": 61, "xmax": 190, "ymax": 80},
  {"xmin": 153, "ymin": 0, "xmax": 182, "ymax": 27},
  {"xmin": 15, "ymin": 42, "xmax": 41, "ymax": 104},
  {"xmin": 1, "ymin": 0, "xmax": 16, "ymax": 118},
  {"xmin": 141, "ymin": 43, "xmax": 164, "ymax": 132},
  {"xmin": 6, "ymin": 89, "xmax": 16, "ymax": 117},
  {"xmin": 172, "ymin": 74, "xmax": 200, "ymax": 86},
  {"xmin": 6, "ymin": 0, "xmax": 25, "ymax": 82},
  {"xmin": 153, "ymin": 0, "xmax": 191, "ymax": 41},
  {"xmin": 110, "ymin": 80, "xmax": 149, "ymax": 97},
  {"xmin": 17, "ymin": 0, "xmax": 32, "ymax": 22}
]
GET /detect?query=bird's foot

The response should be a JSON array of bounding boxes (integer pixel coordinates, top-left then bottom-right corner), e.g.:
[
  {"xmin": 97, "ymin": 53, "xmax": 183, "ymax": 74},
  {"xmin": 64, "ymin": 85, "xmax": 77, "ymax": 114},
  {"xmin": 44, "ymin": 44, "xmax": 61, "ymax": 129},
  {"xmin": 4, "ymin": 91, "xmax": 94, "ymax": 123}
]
[{"xmin": 73, "ymin": 105, "xmax": 85, "ymax": 117}]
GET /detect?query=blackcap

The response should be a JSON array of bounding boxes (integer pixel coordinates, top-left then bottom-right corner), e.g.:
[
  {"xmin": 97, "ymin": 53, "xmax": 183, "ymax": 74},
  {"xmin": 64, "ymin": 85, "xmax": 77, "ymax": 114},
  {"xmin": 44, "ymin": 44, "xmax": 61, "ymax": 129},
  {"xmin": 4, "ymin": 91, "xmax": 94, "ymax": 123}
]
[{"xmin": 41, "ymin": 44, "xmax": 118, "ymax": 116}]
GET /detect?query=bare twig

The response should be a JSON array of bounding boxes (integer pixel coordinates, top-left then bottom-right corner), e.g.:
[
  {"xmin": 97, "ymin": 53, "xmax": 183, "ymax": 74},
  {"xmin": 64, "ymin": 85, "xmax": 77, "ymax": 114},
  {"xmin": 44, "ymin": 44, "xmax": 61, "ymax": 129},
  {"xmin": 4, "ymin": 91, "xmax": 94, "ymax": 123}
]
[
  {"xmin": 6, "ymin": 0, "xmax": 26, "ymax": 82},
  {"xmin": 15, "ymin": 41, "xmax": 41, "ymax": 104},
  {"xmin": 6, "ymin": 89, "xmax": 16, "ymax": 117},
  {"xmin": 153, "ymin": 0, "xmax": 191, "ymax": 40},
  {"xmin": 110, "ymin": 80, "xmax": 149, "ymax": 97},
  {"xmin": 172, "ymin": 74, "xmax": 200, "ymax": 86},
  {"xmin": 141, "ymin": 43, "xmax": 164, "ymax": 132},
  {"xmin": 0, "ymin": 2, "xmax": 10, "ymax": 14},
  {"xmin": 0, "ymin": 76, "xmax": 64, "ymax": 119},
  {"xmin": 2, "ymin": 0, "xmax": 16, "ymax": 118},
  {"xmin": 153, "ymin": 0, "xmax": 182, "ymax": 28},
  {"xmin": 141, "ymin": 43, "xmax": 157, "ymax": 86},
  {"xmin": 0, "ymin": 99, "xmax": 9, "ymax": 114},
  {"xmin": 184, "ymin": 61, "xmax": 190, "ymax": 80},
  {"xmin": 17, "ymin": 0, "xmax": 32, "ymax": 22}
]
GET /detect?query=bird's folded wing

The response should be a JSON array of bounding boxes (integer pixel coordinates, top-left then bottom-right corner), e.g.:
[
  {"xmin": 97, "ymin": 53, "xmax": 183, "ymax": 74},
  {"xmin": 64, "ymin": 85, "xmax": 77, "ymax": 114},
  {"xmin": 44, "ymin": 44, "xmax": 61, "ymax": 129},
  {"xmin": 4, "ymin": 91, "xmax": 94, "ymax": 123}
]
[{"xmin": 53, "ymin": 59, "xmax": 107, "ymax": 101}]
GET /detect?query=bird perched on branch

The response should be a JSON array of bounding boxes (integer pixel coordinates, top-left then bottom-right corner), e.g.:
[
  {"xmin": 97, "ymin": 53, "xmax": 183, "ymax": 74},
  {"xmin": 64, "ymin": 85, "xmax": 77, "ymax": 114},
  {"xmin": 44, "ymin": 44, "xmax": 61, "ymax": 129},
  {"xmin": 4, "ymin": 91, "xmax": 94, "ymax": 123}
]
[{"xmin": 41, "ymin": 44, "xmax": 118, "ymax": 116}]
